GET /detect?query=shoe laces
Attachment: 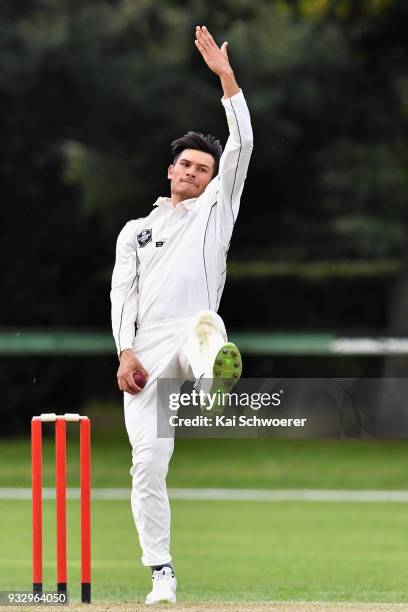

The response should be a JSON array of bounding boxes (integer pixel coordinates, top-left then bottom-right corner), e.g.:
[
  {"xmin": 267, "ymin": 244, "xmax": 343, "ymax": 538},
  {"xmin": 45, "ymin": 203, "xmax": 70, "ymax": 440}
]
[{"xmin": 153, "ymin": 567, "xmax": 174, "ymax": 584}]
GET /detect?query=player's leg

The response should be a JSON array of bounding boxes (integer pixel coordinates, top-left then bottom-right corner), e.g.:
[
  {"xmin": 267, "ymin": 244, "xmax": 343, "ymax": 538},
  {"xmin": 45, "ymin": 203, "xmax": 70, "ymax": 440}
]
[
  {"xmin": 181, "ymin": 310, "xmax": 243, "ymax": 415},
  {"xmin": 125, "ymin": 383, "xmax": 175, "ymax": 567},
  {"xmin": 124, "ymin": 357, "xmax": 179, "ymax": 604}
]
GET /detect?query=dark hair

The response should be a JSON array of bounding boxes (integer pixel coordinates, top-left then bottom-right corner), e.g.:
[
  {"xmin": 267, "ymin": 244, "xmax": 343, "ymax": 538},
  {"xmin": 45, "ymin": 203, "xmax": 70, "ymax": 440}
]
[{"xmin": 170, "ymin": 131, "xmax": 222, "ymax": 177}]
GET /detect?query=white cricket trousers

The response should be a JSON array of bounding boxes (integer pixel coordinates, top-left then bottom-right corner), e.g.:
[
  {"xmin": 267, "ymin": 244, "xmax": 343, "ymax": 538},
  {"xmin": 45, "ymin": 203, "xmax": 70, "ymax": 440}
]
[{"xmin": 123, "ymin": 310, "xmax": 227, "ymax": 567}]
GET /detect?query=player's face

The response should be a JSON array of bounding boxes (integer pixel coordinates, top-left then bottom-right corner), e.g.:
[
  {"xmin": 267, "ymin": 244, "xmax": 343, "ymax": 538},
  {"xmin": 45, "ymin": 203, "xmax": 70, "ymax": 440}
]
[{"xmin": 168, "ymin": 149, "xmax": 215, "ymax": 201}]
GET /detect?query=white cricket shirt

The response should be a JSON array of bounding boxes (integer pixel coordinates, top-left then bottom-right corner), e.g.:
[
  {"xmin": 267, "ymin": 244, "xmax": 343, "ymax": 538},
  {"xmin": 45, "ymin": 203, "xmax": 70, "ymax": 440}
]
[{"xmin": 111, "ymin": 89, "xmax": 253, "ymax": 355}]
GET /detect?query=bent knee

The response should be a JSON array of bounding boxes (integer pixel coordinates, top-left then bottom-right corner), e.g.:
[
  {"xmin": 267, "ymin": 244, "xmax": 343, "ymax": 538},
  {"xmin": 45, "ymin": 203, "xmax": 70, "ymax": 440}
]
[
  {"xmin": 131, "ymin": 440, "xmax": 174, "ymax": 480},
  {"xmin": 192, "ymin": 310, "xmax": 225, "ymax": 333}
]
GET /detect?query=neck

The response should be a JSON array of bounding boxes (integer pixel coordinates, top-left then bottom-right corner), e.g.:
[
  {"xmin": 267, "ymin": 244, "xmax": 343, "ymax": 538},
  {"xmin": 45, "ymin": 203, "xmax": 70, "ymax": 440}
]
[
  {"xmin": 171, "ymin": 192, "xmax": 196, "ymax": 207},
  {"xmin": 170, "ymin": 194, "xmax": 183, "ymax": 207}
]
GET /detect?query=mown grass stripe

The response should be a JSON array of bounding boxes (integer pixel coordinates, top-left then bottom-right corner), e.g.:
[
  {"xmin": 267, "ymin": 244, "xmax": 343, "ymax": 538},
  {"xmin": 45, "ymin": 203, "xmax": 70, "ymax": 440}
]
[{"xmin": 2, "ymin": 488, "xmax": 408, "ymax": 502}]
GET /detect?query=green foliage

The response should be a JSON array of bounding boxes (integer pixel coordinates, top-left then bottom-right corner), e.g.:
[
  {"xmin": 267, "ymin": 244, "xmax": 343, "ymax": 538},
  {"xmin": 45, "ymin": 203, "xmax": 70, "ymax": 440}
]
[
  {"xmin": 2, "ymin": 0, "xmax": 408, "ymax": 319},
  {"xmin": 228, "ymin": 258, "xmax": 400, "ymax": 279},
  {"xmin": 2, "ymin": 0, "xmax": 408, "ymax": 428}
]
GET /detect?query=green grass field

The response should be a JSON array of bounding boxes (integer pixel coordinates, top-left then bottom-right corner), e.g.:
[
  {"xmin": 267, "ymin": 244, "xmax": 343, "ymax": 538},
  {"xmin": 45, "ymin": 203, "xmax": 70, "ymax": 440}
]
[
  {"xmin": 2, "ymin": 435, "xmax": 408, "ymax": 490},
  {"xmin": 2, "ymin": 499, "xmax": 408, "ymax": 604},
  {"xmin": 1, "ymin": 405, "xmax": 408, "ymax": 606}
]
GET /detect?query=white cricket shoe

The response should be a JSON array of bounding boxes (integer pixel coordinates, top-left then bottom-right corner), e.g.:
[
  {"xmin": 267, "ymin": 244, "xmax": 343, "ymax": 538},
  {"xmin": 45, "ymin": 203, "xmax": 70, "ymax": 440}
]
[
  {"xmin": 183, "ymin": 311, "xmax": 243, "ymax": 416},
  {"xmin": 145, "ymin": 566, "xmax": 177, "ymax": 605}
]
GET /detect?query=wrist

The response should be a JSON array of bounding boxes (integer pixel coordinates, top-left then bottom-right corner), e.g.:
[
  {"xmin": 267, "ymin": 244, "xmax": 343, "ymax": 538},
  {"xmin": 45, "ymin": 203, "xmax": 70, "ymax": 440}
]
[
  {"xmin": 219, "ymin": 66, "xmax": 234, "ymax": 79},
  {"xmin": 220, "ymin": 69, "xmax": 240, "ymax": 99}
]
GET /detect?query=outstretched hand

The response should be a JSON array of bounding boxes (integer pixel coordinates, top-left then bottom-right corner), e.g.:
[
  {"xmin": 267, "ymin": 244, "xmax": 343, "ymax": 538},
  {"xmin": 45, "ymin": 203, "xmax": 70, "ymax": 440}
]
[{"xmin": 195, "ymin": 26, "xmax": 231, "ymax": 77}]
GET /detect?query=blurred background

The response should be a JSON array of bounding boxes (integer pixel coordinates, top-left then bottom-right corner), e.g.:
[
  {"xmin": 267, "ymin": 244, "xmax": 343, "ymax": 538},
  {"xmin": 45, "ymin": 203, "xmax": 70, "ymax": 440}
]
[
  {"xmin": 2, "ymin": 1, "xmax": 408, "ymax": 603},
  {"xmin": 1, "ymin": 0, "xmax": 408, "ymax": 434}
]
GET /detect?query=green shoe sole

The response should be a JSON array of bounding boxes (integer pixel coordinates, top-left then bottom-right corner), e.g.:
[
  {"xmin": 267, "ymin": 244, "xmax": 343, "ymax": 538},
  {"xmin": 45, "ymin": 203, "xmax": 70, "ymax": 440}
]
[{"xmin": 201, "ymin": 342, "xmax": 243, "ymax": 417}]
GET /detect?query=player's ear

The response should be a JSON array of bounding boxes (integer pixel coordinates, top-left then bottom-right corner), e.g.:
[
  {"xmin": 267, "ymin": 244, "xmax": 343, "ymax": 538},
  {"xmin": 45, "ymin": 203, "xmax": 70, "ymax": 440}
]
[{"xmin": 168, "ymin": 164, "xmax": 174, "ymax": 180}]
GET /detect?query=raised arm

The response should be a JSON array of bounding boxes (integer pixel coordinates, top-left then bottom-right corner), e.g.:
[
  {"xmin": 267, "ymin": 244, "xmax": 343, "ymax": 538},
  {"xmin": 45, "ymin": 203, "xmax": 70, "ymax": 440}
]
[
  {"xmin": 195, "ymin": 25, "xmax": 239, "ymax": 99},
  {"xmin": 195, "ymin": 26, "xmax": 253, "ymax": 244}
]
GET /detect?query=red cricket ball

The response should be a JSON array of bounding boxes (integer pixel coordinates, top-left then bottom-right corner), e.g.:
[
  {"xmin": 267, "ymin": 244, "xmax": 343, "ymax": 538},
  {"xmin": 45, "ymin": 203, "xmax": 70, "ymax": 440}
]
[{"xmin": 133, "ymin": 371, "xmax": 146, "ymax": 389}]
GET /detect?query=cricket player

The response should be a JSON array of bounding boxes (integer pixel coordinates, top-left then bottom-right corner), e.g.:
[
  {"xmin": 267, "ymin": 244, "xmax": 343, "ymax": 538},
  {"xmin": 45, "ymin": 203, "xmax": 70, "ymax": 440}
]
[{"xmin": 110, "ymin": 25, "xmax": 253, "ymax": 604}]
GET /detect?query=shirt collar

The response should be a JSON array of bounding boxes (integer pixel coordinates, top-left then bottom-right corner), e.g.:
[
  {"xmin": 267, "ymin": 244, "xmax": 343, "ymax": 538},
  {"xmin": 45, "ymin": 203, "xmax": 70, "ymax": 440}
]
[{"xmin": 153, "ymin": 196, "xmax": 197, "ymax": 211}]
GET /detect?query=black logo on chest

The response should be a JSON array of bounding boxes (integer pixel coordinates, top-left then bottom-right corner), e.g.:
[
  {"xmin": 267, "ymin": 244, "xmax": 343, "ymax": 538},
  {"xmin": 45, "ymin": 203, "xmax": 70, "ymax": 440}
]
[{"xmin": 137, "ymin": 229, "xmax": 152, "ymax": 248}]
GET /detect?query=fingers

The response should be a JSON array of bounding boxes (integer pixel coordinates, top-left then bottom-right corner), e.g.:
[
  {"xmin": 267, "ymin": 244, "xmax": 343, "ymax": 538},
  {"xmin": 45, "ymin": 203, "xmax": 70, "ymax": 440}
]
[
  {"xmin": 116, "ymin": 360, "xmax": 149, "ymax": 394},
  {"xmin": 220, "ymin": 41, "xmax": 229, "ymax": 60},
  {"xmin": 116, "ymin": 369, "xmax": 143, "ymax": 395},
  {"xmin": 117, "ymin": 373, "xmax": 135, "ymax": 395},
  {"xmin": 195, "ymin": 29, "xmax": 208, "ymax": 56},
  {"xmin": 117, "ymin": 351, "xmax": 149, "ymax": 395},
  {"xmin": 194, "ymin": 39, "xmax": 207, "ymax": 63},
  {"xmin": 126, "ymin": 371, "xmax": 142, "ymax": 394},
  {"xmin": 137, "ymin": 364, "xmax": 149, "ymax": 379},
  {"xmin": 201, "ymin": 25, "xmax": 216, "ymax": 46},
  {"xmin": 117, "ymin": 376, "xmax": 140, "ymax": 395},
  {"xmin": 195, "ymin": 25, "xmax": 216, "ymax": 51}
]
